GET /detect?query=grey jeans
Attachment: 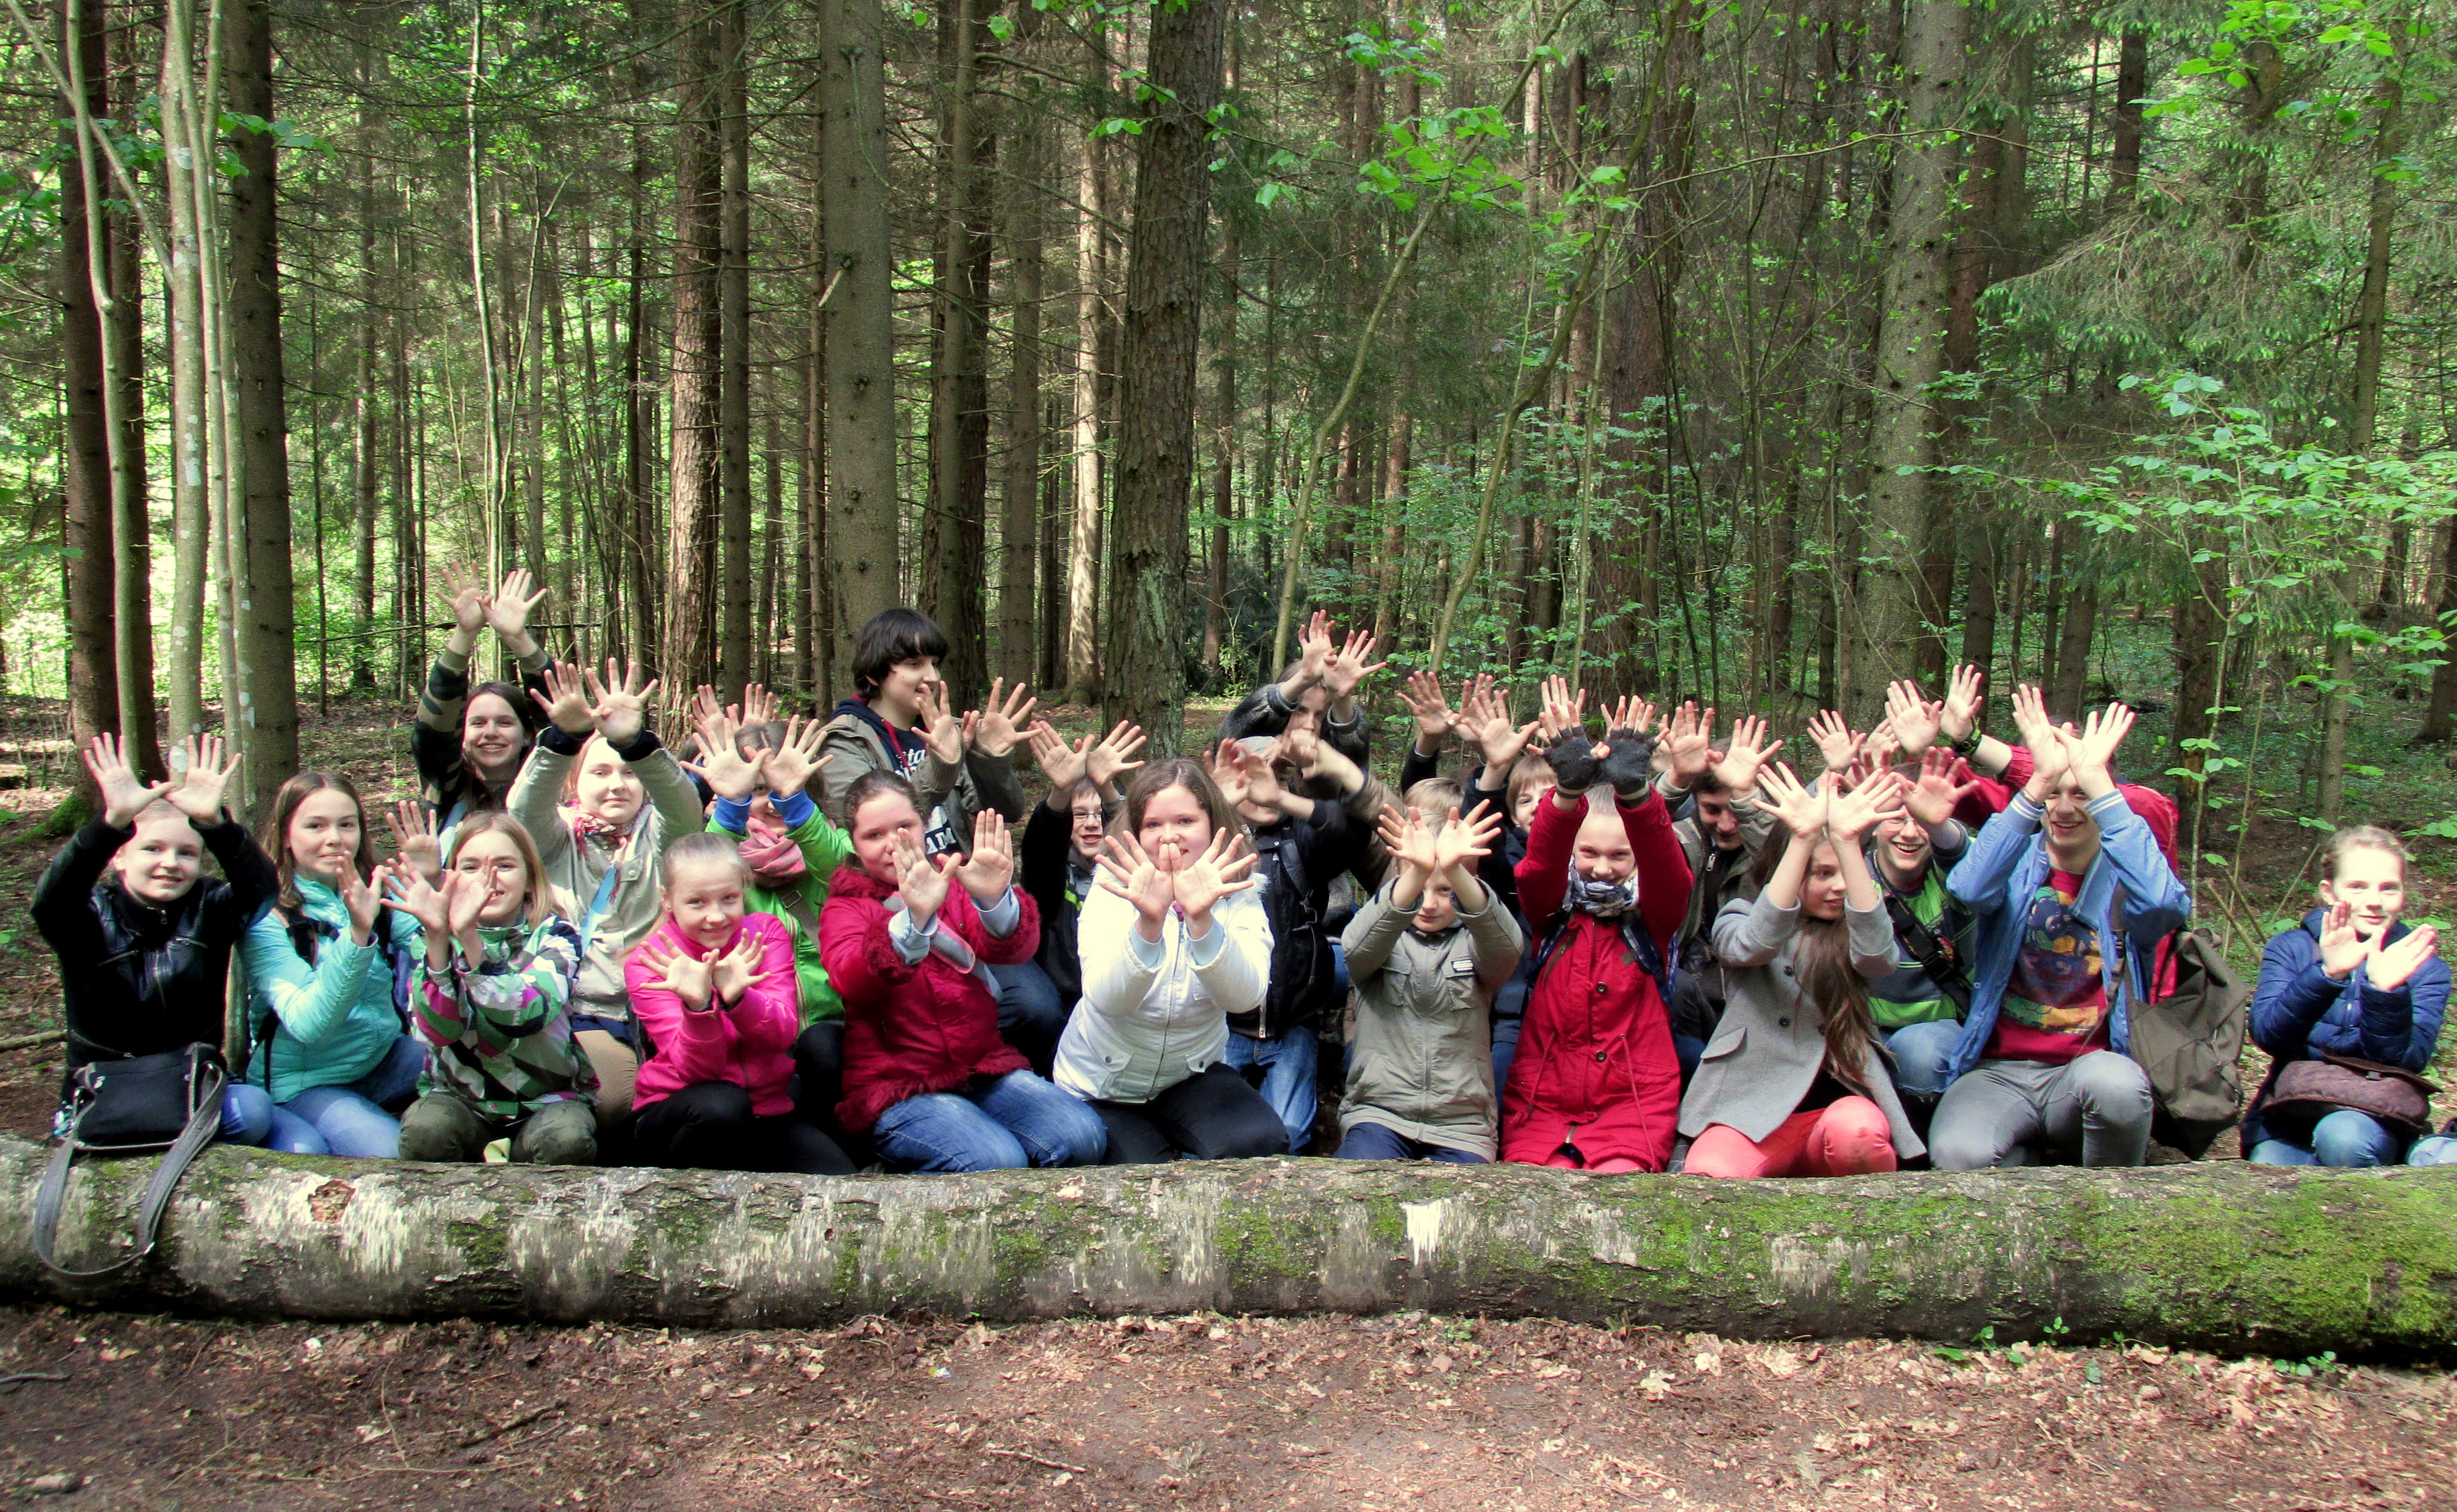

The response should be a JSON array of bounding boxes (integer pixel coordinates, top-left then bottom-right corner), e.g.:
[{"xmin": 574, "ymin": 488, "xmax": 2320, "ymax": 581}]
[{"xmin": 1929, "ymin": 1051, "xmax": 2153, "ymax": 1170}]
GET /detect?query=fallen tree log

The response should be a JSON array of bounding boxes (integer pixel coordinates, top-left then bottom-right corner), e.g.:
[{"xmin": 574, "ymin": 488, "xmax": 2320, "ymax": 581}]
[{"xmin": 0, "ymin": 1136, "xmax": 2451, "ymax": 1358}]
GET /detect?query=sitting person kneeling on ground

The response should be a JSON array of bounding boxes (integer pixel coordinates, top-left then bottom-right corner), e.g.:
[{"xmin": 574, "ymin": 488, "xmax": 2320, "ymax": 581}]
[
  {"xmin": 1927, "ymin": 695, "xmax": 2188, "ymax": 1170},
  {"xmin": 1334, "ymin": 804, "xmax": 1521, "ymax": 1163},
  {"xmin": 1677, "ymin": 765, "xmax": 1924, "ymax": 1177},
  {"xmin": 388, "ymin": 814, "xmax": 598, "ymax": 1165},
  {"xmin": 1500, "ymin": 689, "xmax": 1693, "ymax": 1172},
  {"xmin": 2246, "ymin": 826, "xmax": 2447, "ymax": 1167}
]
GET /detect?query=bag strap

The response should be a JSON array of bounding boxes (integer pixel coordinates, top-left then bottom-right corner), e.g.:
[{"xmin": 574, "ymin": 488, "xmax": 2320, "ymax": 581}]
[
  {"xmin": 1882, "ymin": 889, "xmax": 1971, "ymax": 1013},
  {"xmin": 33, "ymin": 1056, "xmax": 226, "ymax": 1279},
  {"xmin": 574, "ymin": 861, "xmax": 623, "ymax": 962}
]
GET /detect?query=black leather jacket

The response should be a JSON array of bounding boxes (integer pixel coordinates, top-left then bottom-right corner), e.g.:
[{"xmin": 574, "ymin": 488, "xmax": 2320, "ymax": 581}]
[{"xmin": 31, "ymin": 817, "xmax": 278, "ymax": 1074}]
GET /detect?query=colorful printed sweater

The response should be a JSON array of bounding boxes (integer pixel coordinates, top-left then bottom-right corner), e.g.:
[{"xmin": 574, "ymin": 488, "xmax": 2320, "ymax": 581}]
[{"xmin": 410, "ymin": 917, "xmax": 597, "ymax": 1119}]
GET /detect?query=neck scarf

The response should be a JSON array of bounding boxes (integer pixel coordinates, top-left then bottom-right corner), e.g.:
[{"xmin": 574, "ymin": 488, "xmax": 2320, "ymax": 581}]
[
  {"xmin": 738, "ymin": 812, "xmax": 808, "ymax": 886},
  {"xmin": 567, "ymin": 804, "xmax": 644, "ymax": 853},
  {"xmin": 1566, "ymin": 869, "xmax": 1640, "ymax": 919}
]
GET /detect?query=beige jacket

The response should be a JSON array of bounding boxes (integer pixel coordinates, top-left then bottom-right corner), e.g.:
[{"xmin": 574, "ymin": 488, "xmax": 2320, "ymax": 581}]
[{"xmin": 1338, "ymin": 880, "xmax": 1524, "ymax": 1160}]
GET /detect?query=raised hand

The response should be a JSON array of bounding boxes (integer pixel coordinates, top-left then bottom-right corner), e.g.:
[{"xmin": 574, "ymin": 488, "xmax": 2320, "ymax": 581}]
[
  {"xmin": 1755, "ymin": 762, "xmax": 1828, "ymax": 840},
  {"xmin": 1862, "ymin": 716, "xmax": 1904, "ymax": 771},
  {"xmin": 2008, "ymin": 683, "xmax": 2055, "ymax": 754},
  {"xmin": 381, "ymin": 864, "xmax": 453, "ymax": 937},
  {"xmin": 1658, "ymin": 702, "xmax": 1713, "ymax": 784},
  {"xmin": 1433, "ymin": 804, "xmax": 1503, "ymax": 873},
  {"xmin": 635, "ymin": 939, "xmax": 716, "ymax": 1011},
  {"xmin": 709, "ymin": 934, "xmax": 770, "ymax": 1004},
  {"xmin": 1096, "ymin": 831, "xmax": 1176, "ymax": 927},
  {"xmin": 1941, "ymin": 664, "xmax": 1985, "ymax": 743},
  {"xmin": 1596, "ymin": 726, "xmax": 1658, "ymax": 799},
  {"xmin": 81, "ymin": 733, "xmax": 174, "ymax": 828},
  {"xmin": 1401, "ymin": 670, "xmax": 1456, "ymax": 746},
  {"xmin": 1030, "ymin": 722, "xmax": 1088, "ymax": 793},
  {"xmin": 337, "ymin": 864, "xmax": 384, "ymax": 946},
  {"xmin": 388, "ymin": 800, "xmax": 444, "ymax": 881},
  {"xmin": 443, "ymin": 863, "xmax": 490, "ymax": 940},
  {"xmin": 891, "ymin": 830, "xmax": 955, "ymax": 927},
  {"xmin": 1293, "ymin": 610, "xmax": 1336, "ymax": 690},
  {"xmin": 760, "ymin": 716, "xmax": 831, "ymax": 797},
  {"xmin": 1085, "ymin": 721, "xmax": 1148, "ymax": 790},
  {"xmin": 916, "ymin": 681, "xmax": 964, "ymax": 766},
  {"xmin": 969, "ymin": 678, "xmax": 1037, "ymax": 759},
  {"xmin": 684, "ymin": 712, "xmax": 760, "ymax": 801},
  {"xmin": 2317, "ymin": 900, "xmax": 2368, "ymax": 980},
  {"xmin": 1461, "ymin": 690, "xmax": 1542, "ymax": 775},
  {"xmin": 436, "ymin": 559, "xmax": 489, "ymax": 636},
  {"xmin": 166, "ymin": 735, "xmax": 240, "ymax": 826},
  {"xmin": 954, "ymin": 809, "xmax": 1015, "ymax": 902},
  {"xmin": 1207, "ymin": 739, "xmax": 1253, "ymax": 809},
  {"xmin": 1237, "ymin": 744, "xmax": 1288, "ymax": 809},
  {"xmin": 686, "ymin": 684, "xmax": 726, "ymax": 734},
  {"xmin": 1827, "ymin": 769, "xmax": 1910, "ymax": 841},
  {"xmin": 1324, "ymin": 627, "xmax": 1387, "ymax": 700},
  {"xmin": 582, "ymin": 658, "xmax": 659, "ymax": 747},
  {"xmin": 1712, "ymin": 715, "xmax": 1781, "ymax": 796},
  {"xmin": 533, "ymin": 661, "xmax": 596, "ymax": 736},
  {"xmin": 1805, "ymin": 711, "xmax": 1860, "ymax": 773},
  {"xmin": 1277, "ymin": 720, "xmax": 1322, "ymax": 774},
  {"xmin": 1376, "ymin": 806, "xmax": 1441, "ymax": 876},
  {"xmin": 2368, "ymin": 925, "xmax": 2441, "ymax": 993},
  {"xmin": 2067, "ymin": 703, "xmax": 2137, "ymax": 783},
  {"xmin": 736, "ymin": 682, "xmax": 779, "ymax": 731},
  {"xmin": 1885, "ymin": 679, "xmax": 1944, "ymax": 754},
  {"xmin": 1171, "ymin": 828, "xmax": 1258, "ymax": 922},
  {"xmin": 484, "ymin": 568, "xmax": 547, "ymax": 645},
  {"xmin": 1903, "ymin": 747, "xmax": 1981, "ymax": 829}
]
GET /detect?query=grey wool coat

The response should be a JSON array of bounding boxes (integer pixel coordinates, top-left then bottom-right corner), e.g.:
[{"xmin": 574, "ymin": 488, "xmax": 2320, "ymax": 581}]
[
  {"xmin": 1338, "ymin": 880, "xmax": 1525, "ymax": 1160},
  {"xmin": 1676, "ymin": 889, "xmax": 1927, "ymax": 1159}
]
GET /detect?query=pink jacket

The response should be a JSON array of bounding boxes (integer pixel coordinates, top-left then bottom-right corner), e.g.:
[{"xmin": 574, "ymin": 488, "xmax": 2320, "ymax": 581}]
[{"xmin": 624, "ymin": 912, "xmax": 802, "ymax": 1116}]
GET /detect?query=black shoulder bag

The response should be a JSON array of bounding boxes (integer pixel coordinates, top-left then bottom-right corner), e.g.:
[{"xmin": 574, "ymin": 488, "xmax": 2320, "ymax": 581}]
[
  {"xmin": 1880, "ymin": 891, "xmax": 1972, "ymax": 1014},
  {"xmin": 33, "ymin": 1042, "xmax": 227, "ymax": 1277}
]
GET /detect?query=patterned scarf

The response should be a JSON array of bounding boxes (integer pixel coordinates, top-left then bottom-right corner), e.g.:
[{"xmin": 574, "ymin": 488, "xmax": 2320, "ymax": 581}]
[
  {"xmin": 738, "ymin": 811, "xmax": 807, "ymax": 886},
  {"xmin": 566, "ymin": 804, "xmax": 645, "ymax": 853},
  {"xmin": 1565, "ymin": 868, "xmax": 1640, "ymax": 919}
]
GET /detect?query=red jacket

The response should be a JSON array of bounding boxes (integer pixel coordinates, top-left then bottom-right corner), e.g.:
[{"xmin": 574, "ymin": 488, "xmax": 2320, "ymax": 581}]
[
  {"xmin": 1500, "ymin": 789, "xmax": 1693, "ymax": 1169},
  {"xmin": 820, "ymin": 864, "xmax": 1041, "ymax": 1133}
]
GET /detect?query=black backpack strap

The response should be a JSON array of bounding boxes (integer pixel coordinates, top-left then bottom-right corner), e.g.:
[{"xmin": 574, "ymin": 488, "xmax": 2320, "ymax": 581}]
[
  {"xmin": 1882, "ymin": 891, "xmax": 1971, "ymax": 1014},
  {"xmin": 33, "ymin": 1050, "xmax": 226, "ymax": 1279}
]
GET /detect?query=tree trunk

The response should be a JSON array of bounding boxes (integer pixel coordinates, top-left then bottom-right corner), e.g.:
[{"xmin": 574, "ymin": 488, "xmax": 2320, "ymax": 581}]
[
  {"xmin": 924, "ymin": 0, "xmax": 996, "ymax": 709},
  {"xmin": 2106, "ymin": 29, "xmax": 2149, "ymax": 209},
  {"xmin": 2413, "ymin": 521, "xmax": 2457, "ymax": 743},
  {"xmin": 349, "ymin": 94, "xmax": 382, "ymax": 695},
  {"xmin": 160, "ymin": 3, "xmax": 209, "ymax": 743},
  {"xmin": 1852, "ymin": 0, "xmax": 1968, "ymax": 710},
  {"xmin": 820, "ymin": 0, "xmax": 901, "ymax": 678},
  {"xmin": 224, "ymin": 0, "xmax": 299, "ymax": 817},
  {"xmin": 999, "ymin": 103, "xmax": 1045, "ymax": 691},
  {"xmin": 1064, "ymin": 120, "xmax": 1110, "ymax": 700},
  {"xmin": 1100, "ymin": 0, "xmax": 1228, "ymax": 755},
  {"xmin": 16, "ymin": 1140, "xmax": 2457, "ymax": 1357},
  {"xmin": 717, "ymin": 0, "xmax": 754, "ymax": 701},
  {"xmin": 1202, "ymin": 219, "xmax": 1238, "ymax": 674},
  {"xmin": 800, "ymin": 104, "xmax": 831, "ymax": 707},
  {"xmin": 2050, "ymin": 571, "xmax": 2097, "ymax": 718},
  {"xmin": 665, "ymin": 0, "xmax": 724, "ymax": 693},
  {"xmin": 57, "ymin": 0, "xmax": 117, "ymax": 791}
]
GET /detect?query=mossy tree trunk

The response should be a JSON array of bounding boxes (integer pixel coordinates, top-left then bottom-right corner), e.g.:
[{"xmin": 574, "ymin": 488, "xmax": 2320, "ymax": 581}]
[{"xmin": 6, "ymin": 1139, "xmax": 2455, "ymax": 1359}]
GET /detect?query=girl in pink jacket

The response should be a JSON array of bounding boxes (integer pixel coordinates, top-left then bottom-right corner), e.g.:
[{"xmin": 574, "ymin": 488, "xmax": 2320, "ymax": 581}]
[{"xmin": 622, "ymin": 831, "xmax": 855, "ymax": 1173}]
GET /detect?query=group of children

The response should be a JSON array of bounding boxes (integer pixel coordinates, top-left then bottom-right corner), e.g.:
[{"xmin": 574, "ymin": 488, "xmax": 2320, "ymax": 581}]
[{"xmin": 33, "ymin": 575, "xmax": 2457, "ymax": 1178}]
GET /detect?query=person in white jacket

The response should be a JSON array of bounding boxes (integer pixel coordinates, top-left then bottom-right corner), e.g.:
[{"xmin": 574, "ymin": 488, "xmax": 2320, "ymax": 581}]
[{"xmin": 1053, "ymin": 758, "xmax": 1288, "ymax": 1163}]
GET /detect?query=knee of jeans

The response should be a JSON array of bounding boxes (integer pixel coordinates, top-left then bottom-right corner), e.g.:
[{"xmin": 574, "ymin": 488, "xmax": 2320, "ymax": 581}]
[
  {"xmin": 1045, "ymin": 1104, "xmax": 1109, "ymax": 1168},
  {"xmin": 220, "ymin": 1084, "xmax": 277, "ymax": 1145},
  {"xmin": 678, "ymin": 1080, "xmax": 756, "ymax": 1128},
  {"xmin": 2408, "ymin": 1135, "xmax": 2457, "ymax": 1167},
  {"xmin": 2246, "ymin": 1138, "xmax": 2314, "ymax": 1167},
  {"xmin": 2070, "ymin": 1052, "xmax": 2153, "ymax": 1114},
  {"xmin": 2310, "ymin": 1110, "xmax": 2393, "ymax": 1167},
  {"xmin": 1886, "ymin": 1024, "xmax": 1957, "ymax": 1095}
]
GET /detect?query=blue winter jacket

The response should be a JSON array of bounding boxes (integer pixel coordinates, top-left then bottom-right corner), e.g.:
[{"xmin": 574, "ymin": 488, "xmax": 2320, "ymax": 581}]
[
  {"xmin": 2242, "ymin": 908, "xmax": 2450, "ymax": 1148},
  {"xmin": 1941, "ymin": 789, "xmax": 2192, "ymax": 1080}
]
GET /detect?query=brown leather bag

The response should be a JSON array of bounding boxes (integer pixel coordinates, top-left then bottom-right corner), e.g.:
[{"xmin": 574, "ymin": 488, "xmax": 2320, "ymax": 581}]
[{"xmin": 2265, "ymin": 1050, "xmax": 2439, "ymax": 1138}]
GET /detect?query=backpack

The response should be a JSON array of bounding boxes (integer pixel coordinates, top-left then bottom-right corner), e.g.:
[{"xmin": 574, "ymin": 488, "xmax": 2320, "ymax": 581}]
[
  {"xmin": 1528, "ymin": 910, "xmax": 1677, "ymax": 1010},
  {"xmin": 2125, "ymin": 925, "xmax": 2251, "ymax": 1159},
  {"xmin": 1246, "ymin": 820, "xmax": 1328, "ymax": 1036}
]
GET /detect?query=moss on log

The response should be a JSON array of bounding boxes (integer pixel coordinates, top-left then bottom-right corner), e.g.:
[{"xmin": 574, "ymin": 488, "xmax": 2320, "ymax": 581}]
[{"xmin": 1, "ymin": 1135, "xmax": 2451, "ymax": 1357}]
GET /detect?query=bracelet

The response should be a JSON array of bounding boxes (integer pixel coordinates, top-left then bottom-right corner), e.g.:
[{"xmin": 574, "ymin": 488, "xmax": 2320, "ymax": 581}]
[{"xmin": 1949, "ymin": 728, "xmax": 1982, "ymax": 759}]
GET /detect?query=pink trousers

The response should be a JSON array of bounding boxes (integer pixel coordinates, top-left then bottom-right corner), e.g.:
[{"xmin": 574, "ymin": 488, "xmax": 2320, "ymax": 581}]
[{"xmin": 1685, "ymin": 1096, "xmax": 1898, "ymax": 1179}]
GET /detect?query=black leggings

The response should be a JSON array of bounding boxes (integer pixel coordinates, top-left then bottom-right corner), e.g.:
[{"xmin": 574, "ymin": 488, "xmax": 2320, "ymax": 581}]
[
  {"xmin": 1092, "ymin": 1062, "xmax": 1289, "ymax": 1165},
  {"xmin": 790, "ymin": 1020, "xmax": 876, "ymax": 1168},
  {"xmin": 626, "ymin": 1080, "xmax": 857, "ymax": 1176}
]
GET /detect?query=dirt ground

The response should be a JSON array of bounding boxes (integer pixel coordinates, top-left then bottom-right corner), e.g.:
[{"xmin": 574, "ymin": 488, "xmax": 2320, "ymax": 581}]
[
  {"xmin": 1, "ymin": 1307, "xmax": 2453, "ymax": 1511},
  {"xmin": 2, "ymin": 696, "xmax": 2455, "ymax": 1508}
]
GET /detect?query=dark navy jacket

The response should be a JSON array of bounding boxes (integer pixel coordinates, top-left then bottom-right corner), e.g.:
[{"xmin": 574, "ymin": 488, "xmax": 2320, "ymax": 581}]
[{"xmin": 2244, "ymin": 908, "xmax": 2450, "ymax": 1147}]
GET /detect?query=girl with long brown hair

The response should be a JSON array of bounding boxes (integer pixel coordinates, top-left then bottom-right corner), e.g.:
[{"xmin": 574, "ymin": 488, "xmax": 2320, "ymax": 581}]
[{"xmin": 1675, "ymin": 765, "xmax": 1927, "ymax": 1178}]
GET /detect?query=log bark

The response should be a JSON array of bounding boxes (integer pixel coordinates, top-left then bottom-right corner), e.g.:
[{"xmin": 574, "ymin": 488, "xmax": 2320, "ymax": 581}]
[{"xmin": 8, "ymin": 1139, "xmax": 2455, "ymax": 1358}]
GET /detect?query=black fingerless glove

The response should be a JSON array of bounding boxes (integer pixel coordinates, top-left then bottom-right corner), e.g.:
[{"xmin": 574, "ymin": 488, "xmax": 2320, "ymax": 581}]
[
  {"xmin": 1542, "ymin": 730, "xmax": 1603, "ymax": 794},
  {"xmin": 1597, "ymin": 730, "xmax": 1657, "ymax": 800}
]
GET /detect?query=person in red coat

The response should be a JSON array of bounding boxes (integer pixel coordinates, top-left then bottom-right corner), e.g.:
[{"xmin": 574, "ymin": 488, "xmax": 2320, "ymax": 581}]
[
  {"xmin": 1500, "ymin": 689, "xmax": 1695, "ymax": 1171},
  {"xmin": 820, "ymin": 770, "xmax": 1106, "ymax": 1171}
]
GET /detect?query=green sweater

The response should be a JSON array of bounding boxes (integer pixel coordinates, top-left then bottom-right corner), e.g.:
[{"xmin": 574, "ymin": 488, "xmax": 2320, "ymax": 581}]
[{"xmin": 707, "ymin": 793, "xmax": 852, "ymax": 1024}]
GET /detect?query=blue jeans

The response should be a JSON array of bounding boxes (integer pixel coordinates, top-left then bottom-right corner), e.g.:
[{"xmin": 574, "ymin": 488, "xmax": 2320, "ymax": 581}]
[
  {"xmin": 1334, "ymin": 1121, "xmax": 1486, "ymax": 1163},
  {"xmin": 2248, "ymin": 1108, "xmax": 2405, "ymax": 1168},
  {"xmin": 1221, "ymin": 1028, "xmax": 1319, "ymax": 1152},
  {"xmin": 870, "ymin": 1069, "xmax": 1106, "ymax": 1172},
  {"xmin": 278, "ymin": 1034, "xmax": 427, "ymax": 1159},
  {"xmin": 220, "ymin": 1083, "xmax": 321, "ymax": 1152},
  {"xmin": 1885, "ymin": 1020, "xmax": 1963, "ymax": 1101},
  {"xmin": 2409, "ymin": 1134, "xmax": 2457, "ymax": 1166},
  {"xmin": 993, "ymin": 958, "xmax": 1067, "ymax": 1076}
]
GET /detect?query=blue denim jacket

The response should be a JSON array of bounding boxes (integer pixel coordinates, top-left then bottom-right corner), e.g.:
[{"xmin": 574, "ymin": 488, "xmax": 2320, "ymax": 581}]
[{"xmin": 1942, "ymin": 790, "xmax": 2192, "ymax": 1080}]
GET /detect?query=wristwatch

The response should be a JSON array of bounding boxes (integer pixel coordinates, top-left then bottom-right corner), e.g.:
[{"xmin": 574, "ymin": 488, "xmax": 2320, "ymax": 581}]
[{"xmin": 1949, "ymin": 728, "xmax": 1983, "ymax": 759}]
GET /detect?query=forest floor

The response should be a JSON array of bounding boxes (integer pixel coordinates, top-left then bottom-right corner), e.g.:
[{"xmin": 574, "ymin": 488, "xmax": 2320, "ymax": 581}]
[{"xmin": 0, "ymin": 689, "xmax": 2454, "ymax": 1509}]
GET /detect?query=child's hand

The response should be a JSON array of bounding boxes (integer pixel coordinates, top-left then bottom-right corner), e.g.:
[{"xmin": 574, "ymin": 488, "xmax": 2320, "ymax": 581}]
[
  {"xmin": 736, "ymin": 682, "xmax": 779, "ymax": 731},
  {"xmin": 532, "ymin": 662, "xmax": 596, "ymax": 737},
  {"xmin": 1885, "ymin": 679, "xmax": 1944, "ymax": 754},
  {"xmin": 1657, "ymin": 702, "xmax": 1712, "ymax": 783},
  {"xmin": 1095, "ymin": 832, "xmax": 1176, "ymax": 927},
  {"xmin": 1827, "ymin": 770, "xmax": 1909, "ymax": 842},
  {"xmin": 1942, "ymin": 663, "xmax": 1985, "ymax": 743},
  {"xmin": 1084, "ymin": 721, "xmax": 1147, "ymax": 790},
  {"xmin": 2317, "ymin": 900, "xmax": 2367, "ymax": 980},
  {"xmin": 683, "ymin": 711, "xmax": 761, "ymax": 801},
  {"xmin": 1032, "ymin": 723, "xmax": 1088, "ymax": 793},
  {"xmin": 1292, "ymin": 610, "xmax": 1336, "ymax": 690},
  {"xmin": 166, "ymin": 735, "xmax": 241, "ymax": 826},
  {"xmin": 436, "ymin": 558, "xmax": 489, "ymax": 637},
  {"xmin": 1238, "ymin": 744, "xmax": 1288, "ymax": 809},
  {"xmin": 709, "ymin": 934, "xmax": 770, "ymax": 1004},
  {"xmin": 2369, "ymin": 925, "xmax": 2440, "ymax": 993},
  {"xmin": 1376, "ymin": 806, "xmax": 1441, "ymax": 876},
  {"xmin": 1171, "ymin": 829, "xmax": 1258, "ymax": 923},
  {"xmin": 337, "ymin": 865, "xmax": 384, "ymax": 946},
  {"xmin": 759, "ymin": 715, "xmax": 831, "ymax": 797},
  {"xmin": 484, "ymin": 567, "xmax": 547, "ymax": 645},
  {"xmin": 1323, "ymin": 627, "xmax": 1386, "ymax": 700},
  {"xmin": 1904, "ymin": 748, "xmax": 1980, "ymax": 829},
  {"xmin": 1434, "ymin": 804, "xmax": 1503, "ymax": 873},
  {"xmin": 917, "ymin": 682, "xmax": 964, "ymax": 766},
  {"xmin": 968, "ymin": 679, "xmax": 1038, "ymax": 759},
  {"xmin": 1207, "ymin": 739, "xmax": 1253, "ymax": 809},
  {"xmin": 1401, "ymin": 670, "xmax": 1455, "ymax": 746},
  {"xmin": 954, "ymin": 809, "xmax": 1015, "ymax": 903},
  {"xmin": 1805, "ymin": 710, "xmax": 1859, "ymax": 773},
  {"xmin": 443, "ymin": 865, "xmax": 490, "ymax": 939},
  {"xmin": 1756, "ymin": 762, "xmax": 1827, "ymax": 840},
  {"xmin": 381, "ymin": 863, "xmax": 452, "ymax": 936},
  {"xmin": 388, "ymin": 800, "xmax": 443, "ymax": 881},
  {"xmin": 892, "ymin": 831, "xmax": 955, "ymax": 927},
  {"xmin": 636, "ymin": 938, "xmax": 716, "ymax": 1011},
  {"xmin": 584, "ymin": 659, "xmax": 659, "ymax": 747},
  {"xmin": 1712, "ymin": 716, "xmax": 1781, "ymax": 796},
  {"xmin": 81, "ymin": 733, "xmax": 174, "ymax": 829}
]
